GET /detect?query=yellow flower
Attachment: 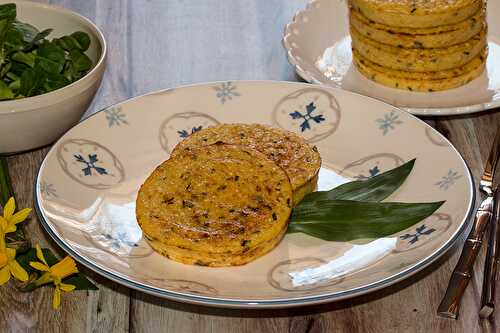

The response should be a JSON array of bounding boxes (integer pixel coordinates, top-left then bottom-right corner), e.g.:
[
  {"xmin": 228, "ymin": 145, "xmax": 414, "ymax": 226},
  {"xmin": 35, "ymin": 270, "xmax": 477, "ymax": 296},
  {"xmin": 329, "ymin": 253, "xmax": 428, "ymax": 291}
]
[
  {"xmin": 0, "ymin": 197, "xmax": 32, "ymax": 233},
  {"xmin": 0, "ymin": 229, "xmax": 29, "ymax": 285},
  {"xmin": 30, "ymin": 245, "xmax": 78, "ymax": 309}
]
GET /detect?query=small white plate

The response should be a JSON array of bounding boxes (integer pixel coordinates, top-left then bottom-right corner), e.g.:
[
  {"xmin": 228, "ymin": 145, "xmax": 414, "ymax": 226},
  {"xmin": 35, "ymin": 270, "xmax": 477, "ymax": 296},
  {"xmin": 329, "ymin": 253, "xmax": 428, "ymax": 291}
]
[
  {"xmin": 283, "ymin": 0, "xmax": 500, "ymax": 116},
  {"xmin": 35, "ymin": 81, "xmax": 474, "ymax": 308}
]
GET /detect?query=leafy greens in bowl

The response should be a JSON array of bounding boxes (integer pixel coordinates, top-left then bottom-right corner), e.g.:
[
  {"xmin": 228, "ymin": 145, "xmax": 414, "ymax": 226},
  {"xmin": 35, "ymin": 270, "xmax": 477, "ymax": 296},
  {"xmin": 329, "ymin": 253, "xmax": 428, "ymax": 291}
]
[
  {"xmin": 0, "ymin": 3, "xmax": 93, "ymax": 100},
  {"xmin": 0, "ymin": 1, "xmax": 106, "ymax": 154}
]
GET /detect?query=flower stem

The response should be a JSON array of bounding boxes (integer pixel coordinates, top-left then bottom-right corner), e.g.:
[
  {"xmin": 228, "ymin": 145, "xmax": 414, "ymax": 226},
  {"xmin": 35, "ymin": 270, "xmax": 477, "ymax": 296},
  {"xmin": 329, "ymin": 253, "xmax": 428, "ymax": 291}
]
[
  {"xmin": 0, "ymin": 156, "xmax": 15, "ymax": 206},
  {"xmin": 0, "ymin": 156, "xmax": 30, "ymax": 253}
]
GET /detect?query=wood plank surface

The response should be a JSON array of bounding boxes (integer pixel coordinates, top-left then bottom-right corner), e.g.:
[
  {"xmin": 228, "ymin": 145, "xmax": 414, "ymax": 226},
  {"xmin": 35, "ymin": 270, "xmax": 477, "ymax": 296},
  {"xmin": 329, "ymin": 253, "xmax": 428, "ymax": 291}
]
[{"xmin": 1, "ymin": 0, "xmax": 500, "ymax": 332}]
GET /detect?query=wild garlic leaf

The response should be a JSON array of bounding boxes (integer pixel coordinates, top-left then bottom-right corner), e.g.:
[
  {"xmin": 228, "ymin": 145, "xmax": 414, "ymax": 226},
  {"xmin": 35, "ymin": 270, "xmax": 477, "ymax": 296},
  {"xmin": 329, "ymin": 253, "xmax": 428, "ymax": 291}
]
[
  {"xmin": 288, "ymin": 200, "xmax": 444, "ymax": 241},
  {"xmin": 299, "ymin": 159, "xmax": 415, "ymax": 204}
]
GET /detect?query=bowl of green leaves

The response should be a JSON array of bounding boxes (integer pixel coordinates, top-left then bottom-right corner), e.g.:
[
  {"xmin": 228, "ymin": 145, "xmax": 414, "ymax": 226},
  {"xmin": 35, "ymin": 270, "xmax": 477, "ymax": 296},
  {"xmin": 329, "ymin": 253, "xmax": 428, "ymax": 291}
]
[{"xmin": 0, "ymin": 2, "xmax": 106, "ymax": 153}]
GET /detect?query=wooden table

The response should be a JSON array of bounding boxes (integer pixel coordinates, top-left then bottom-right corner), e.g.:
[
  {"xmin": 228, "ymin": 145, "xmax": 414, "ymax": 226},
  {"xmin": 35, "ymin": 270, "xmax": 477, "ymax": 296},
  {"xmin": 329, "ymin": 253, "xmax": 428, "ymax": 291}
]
[{"xmin": 1, "ymin": 1, "xmax": 499, "ymax": 332}]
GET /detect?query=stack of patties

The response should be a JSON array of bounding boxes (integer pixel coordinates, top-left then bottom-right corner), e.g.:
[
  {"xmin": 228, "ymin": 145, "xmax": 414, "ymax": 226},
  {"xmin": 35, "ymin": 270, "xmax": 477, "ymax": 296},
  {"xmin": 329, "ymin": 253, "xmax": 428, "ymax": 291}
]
[
  {"xmin": 349, "ymin": 0, "xmax": 488, "ymax": 92},
  {"xmin": 136, "ymin": 124, "xmax": 321, "ymax": 267}
]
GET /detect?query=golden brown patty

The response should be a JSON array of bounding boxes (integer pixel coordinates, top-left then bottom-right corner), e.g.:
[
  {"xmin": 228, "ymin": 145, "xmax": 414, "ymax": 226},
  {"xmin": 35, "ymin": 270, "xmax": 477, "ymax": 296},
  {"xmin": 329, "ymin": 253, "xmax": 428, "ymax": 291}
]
[
  {"xmin": 348, "ymin": 0, "xmax": 482, "ymax": 28},
  {"xmin": 353, "ymin": 47, "xmax": 487, "ymax": 91},
  {"xmin": 350, "ymin": 26, "xmax": 487, "ymax": 72},
  {"xmin": 136, "ymin": 143, "xmax": 293, "ymax": 267},
  {"xmin": 172, "ymin": 123, "xmax": 321, "ymax": 205},
  {"xmin": 349, "ymin": 7, "xmax": 485, "ymax": 48}
]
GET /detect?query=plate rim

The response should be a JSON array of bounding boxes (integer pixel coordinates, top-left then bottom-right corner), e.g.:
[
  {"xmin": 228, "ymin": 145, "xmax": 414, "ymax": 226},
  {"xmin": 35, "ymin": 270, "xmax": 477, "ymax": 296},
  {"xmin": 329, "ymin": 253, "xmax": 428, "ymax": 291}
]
[
  {"xmin": 34, "ymin": 80, "xmax": 476, "ymax": 308},
  {"xmin": 283, "ymin": 0, "xmax": 500, "ymax": 116}
]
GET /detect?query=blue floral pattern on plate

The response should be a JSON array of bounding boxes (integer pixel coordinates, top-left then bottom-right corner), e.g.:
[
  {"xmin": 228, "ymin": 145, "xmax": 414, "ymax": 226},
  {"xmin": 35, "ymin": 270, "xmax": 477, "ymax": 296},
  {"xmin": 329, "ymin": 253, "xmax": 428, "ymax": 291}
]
[
  {"xmin": 354, "ymin": 165, "xmax": 380, "ymax": 180},
  {"xmin": 289, "ymin": 102, "xmax": 326, "ymax": 132},
  {"xmin": 40, "ymin": 181, "xmax": 57, "ymax": 198},
  {"xmin": 340, "ymin": 153, "xmax": 404, "ymax": 179},
  {"xmin": 159, "ymin": 112, "xmax": 220, "ymax": 153},
  {"xmin": 104, "ymin": 106, "xmax": 128, "ymax": 127},
  {"xmin": 74, "ymin": 154, "xmax": 108, "ymax": 176},
  {"xmin": 395, "ymin": 213, "xmax": 452, "ymax": 253},
  {"xmin": 214, "ymin": 82, "xmax": 240, "ymax": 104},
  {"xmin": 376, "ymin": 111, "xmax": 402, "ymax": 135},
  {"xmin": 272, "ymin": 88, "xmax": 341, "ymax": 142},
  {"xmin": 178, "ymin": 126, "xmax": 203, "ymax": 138},
  {"xmin": 400, "ymin": 225, "xmax": 436, "ymax": 244},
  {"xmin": 103, "ymin": 232, "xmax": 139, "ymax": 249},
  {"xmin": 57, "ymin": 139, "xmax": 125, "ymax": 189},
  {"xmin": 435, "ymin": 170, "xmax": 461, "ymax": 190}
]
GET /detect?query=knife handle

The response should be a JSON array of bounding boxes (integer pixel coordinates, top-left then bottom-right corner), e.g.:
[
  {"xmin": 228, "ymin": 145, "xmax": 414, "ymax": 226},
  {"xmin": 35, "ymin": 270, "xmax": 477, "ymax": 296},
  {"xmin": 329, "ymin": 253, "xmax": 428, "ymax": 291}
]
[
  {"xmin": 438, "ymin": 203, "xmax": 493, "ymax": 319},
  {"xmin": 480, "ymin": 190, "xmax": 500, "ymax": 318}
]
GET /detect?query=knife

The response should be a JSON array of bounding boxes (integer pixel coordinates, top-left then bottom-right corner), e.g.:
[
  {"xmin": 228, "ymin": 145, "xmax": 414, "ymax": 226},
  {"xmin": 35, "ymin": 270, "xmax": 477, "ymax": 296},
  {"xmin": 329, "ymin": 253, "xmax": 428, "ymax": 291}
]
[
  {"xmin": 438, "ymin": 128, "xmax": 500, "ymax": 319},
  {"xmin": 479, "ymin": 188, "xmax": 500, "ymax": 318}
]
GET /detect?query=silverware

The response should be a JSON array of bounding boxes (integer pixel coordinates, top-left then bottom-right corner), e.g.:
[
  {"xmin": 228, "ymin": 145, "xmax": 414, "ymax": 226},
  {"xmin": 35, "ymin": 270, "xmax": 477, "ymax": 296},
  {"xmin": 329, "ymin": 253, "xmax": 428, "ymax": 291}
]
[
  {"xmin": 479, "ymin": 188, "xmax": 500, "ymax": 318},
  {"xmin": 438, "ymin": 128, "xmax": 500, "ymax": 319}
]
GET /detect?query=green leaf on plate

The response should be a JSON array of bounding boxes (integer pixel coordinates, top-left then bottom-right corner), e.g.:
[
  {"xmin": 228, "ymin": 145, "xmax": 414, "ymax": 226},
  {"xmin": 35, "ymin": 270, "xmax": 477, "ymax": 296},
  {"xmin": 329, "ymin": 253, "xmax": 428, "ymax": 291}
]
[
  {"xmin": 299, "ymin": 159, "xmax": 415, "ymax": 204},
  {"xmin": 288, "ymin": 200, "xmax": 444, "ymax": 241}
]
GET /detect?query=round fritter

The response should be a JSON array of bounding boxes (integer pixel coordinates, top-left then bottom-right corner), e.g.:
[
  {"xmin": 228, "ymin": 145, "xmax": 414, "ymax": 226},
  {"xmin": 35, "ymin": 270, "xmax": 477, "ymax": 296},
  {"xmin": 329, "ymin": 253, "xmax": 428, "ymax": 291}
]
[
  {"xmin": 147, "ymin": 227, "xmax": 287, "ymax": 267},
  {"xmin": 348, "ymin": 0, "xmax": 482, "ymax": 28},
  {"xmin": 171, "ymin": 124, "xmax": 321, "ymax": 205},
  {"xmin": 353, "ymin": 47, "xmax": 487, "ymax": 92},
  {"xmin": 350, "ymin": 26, "xmax": 486, "ymax": 72},
  {"xmin": 136, "ymin": 143, "xmax": 293, "ymax": 267},
  {"xmin": 349, "ymin": 6, "xmax": 485, "ymax": 49}
]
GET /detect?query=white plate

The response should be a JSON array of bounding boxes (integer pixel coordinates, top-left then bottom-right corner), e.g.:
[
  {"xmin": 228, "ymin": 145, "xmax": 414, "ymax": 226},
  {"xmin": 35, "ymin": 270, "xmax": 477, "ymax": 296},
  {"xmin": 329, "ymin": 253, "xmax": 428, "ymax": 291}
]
[
  {"xmin": 35, "ymin": 81, "xmax": 474, "ymax": 308},
  {"xmin": 283, "ymin": 0, "xmax": 500, "ymax": 116}
]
